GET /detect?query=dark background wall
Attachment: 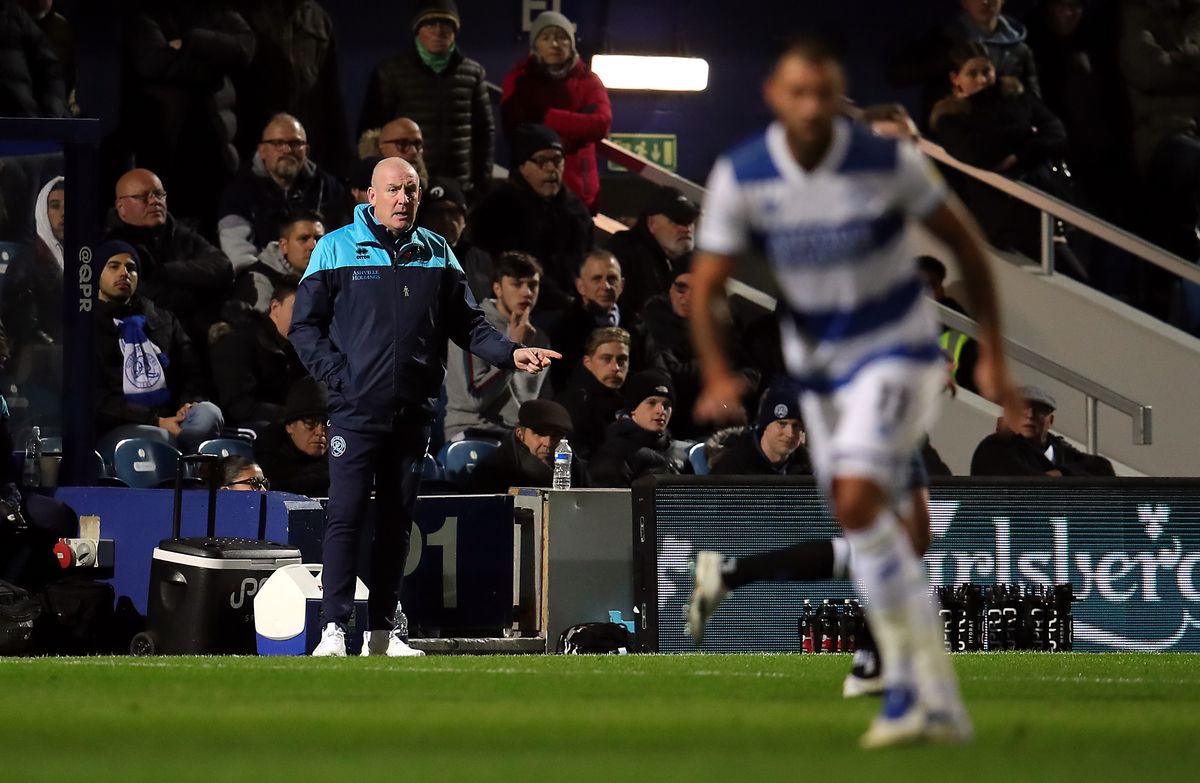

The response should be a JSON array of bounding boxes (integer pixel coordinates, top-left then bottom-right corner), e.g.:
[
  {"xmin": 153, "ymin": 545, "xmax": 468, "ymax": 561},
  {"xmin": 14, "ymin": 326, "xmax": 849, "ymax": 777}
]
[{"xmin": 50, "ymin": 0, "xmax": 1053, "ymax": 185}]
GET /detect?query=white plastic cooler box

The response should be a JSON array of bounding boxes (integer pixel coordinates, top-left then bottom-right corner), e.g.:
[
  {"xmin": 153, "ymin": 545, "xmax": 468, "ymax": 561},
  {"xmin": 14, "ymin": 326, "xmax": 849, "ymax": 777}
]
[{"xmin": 254, "ymin": 564, "xmax": 369, "ymax": 655}]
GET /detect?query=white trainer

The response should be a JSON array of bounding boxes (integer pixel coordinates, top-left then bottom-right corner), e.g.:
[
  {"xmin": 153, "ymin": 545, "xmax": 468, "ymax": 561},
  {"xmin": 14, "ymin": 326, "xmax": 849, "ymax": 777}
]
[
  {"xmin": 361, "ymin": 629, "xmax": 426, "ymax": 657},
  {"xmin": 859, "ymin": 687, "xmax": 927, "ymax": 749},
  {"xmin": 843, "ymin": 648, "xmax": 885, "ymax": 698},
  {"xmin": 685, "ymin": 551, "xmax": 729, "ymax": 644},
  {"xmin": 311, "ymin": 623, "xmax": 346, "ymax": 657}
]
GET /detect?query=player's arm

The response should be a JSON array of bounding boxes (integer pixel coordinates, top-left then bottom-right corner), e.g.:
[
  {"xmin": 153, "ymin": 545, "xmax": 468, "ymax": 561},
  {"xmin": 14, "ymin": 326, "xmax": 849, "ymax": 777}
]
[
  {"xmin": 690, "ymin": 157, "xmax": 751, "ymax": 425},
  {"xmin": 690, "ymin": 252, "xmax": 747, "ymax": 425},
  {"xmin": 920, "ymin": 195, "xmax": 1020, "ymax": 417}
]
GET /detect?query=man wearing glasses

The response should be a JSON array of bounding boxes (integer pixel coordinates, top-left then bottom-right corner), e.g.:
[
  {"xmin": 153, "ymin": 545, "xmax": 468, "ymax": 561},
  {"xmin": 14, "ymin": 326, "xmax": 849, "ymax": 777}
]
[
  {"xmin": 104, "ymin": 168, "xmax": 233, "ymax": 346},
  {"xmin": 218, "ymin": 113, "xmax": 347, "ymax": 273},
  {"xmin": 256, "ymin": 376, "xmax": 331, "ymax": 498},
  {"xmin": 372, "ymin": 117, "xmax": 430, "ymax": 187},
  {"xmin": 469, "ymin": 123, "xmax": 592, "ymax": 312}
]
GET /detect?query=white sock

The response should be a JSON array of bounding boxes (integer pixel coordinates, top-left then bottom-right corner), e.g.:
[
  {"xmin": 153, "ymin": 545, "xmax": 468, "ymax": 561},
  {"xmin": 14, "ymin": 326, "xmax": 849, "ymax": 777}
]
[{"xmin": 845, "ymin": 510, "xmax": 963, "ymax": 714}]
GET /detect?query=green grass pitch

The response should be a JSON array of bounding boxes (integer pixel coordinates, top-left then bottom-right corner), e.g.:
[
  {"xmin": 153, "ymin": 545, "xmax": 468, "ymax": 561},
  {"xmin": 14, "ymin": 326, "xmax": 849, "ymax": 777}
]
[{"xmin": 2, "ymin": 653, "xmax": 1198, "ymax": 782}]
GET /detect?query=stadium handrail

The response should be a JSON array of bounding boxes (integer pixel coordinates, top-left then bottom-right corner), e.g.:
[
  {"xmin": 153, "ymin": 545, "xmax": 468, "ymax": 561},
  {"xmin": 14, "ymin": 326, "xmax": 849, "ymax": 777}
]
[
  {"xmin": 483, "ymin": 83, "xmax": 1152, "ymax": 452},
  {"xmin": 915, "ymin": 138, "xmax": 1200, "ymax": 284},
  {"xmin": 594, "ymin": 140, "xmax": 1153, "ymax": 453}
]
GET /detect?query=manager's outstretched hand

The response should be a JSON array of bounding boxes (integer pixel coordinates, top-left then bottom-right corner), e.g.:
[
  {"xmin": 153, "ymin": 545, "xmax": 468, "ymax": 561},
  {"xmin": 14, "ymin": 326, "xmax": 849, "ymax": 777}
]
[{"xmin": 513, "ymin": 347, "xmax": 562, "ymax": 375}]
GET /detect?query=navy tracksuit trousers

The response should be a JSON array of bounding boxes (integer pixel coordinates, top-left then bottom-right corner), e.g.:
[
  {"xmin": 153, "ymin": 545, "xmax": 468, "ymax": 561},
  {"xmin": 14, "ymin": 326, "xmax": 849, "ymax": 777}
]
[{"xmin": 321, "ymin": 421, "xmax": 430, "ymax": 629}]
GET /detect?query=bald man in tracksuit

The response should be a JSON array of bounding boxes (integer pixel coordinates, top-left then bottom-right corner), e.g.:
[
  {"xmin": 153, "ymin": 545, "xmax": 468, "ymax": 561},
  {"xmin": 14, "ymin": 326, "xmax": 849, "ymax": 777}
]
[{"xmin": 291, "ymin": 157, "xmax": 556, "ymax": 656}]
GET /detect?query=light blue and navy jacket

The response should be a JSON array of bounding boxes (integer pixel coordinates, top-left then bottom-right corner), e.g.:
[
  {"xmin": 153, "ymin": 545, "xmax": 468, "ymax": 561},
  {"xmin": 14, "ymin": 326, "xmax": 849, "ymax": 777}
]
[{"xmin": 290, "ymin": 203, "xmax": 518, "ymax": 432}]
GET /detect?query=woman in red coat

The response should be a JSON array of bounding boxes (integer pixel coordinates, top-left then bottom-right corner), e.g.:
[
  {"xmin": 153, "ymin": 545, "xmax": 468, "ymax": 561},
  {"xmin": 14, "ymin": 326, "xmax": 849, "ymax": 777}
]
[{"xmin": 500, "ymin": 11, "xmax": 612, "ymax": 212}]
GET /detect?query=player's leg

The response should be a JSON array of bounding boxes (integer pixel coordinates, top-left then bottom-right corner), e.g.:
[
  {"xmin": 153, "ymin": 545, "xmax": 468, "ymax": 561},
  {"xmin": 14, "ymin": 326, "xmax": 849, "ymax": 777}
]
[
  {"xmin": 686, "ymin": 539, "xmax": 852, "ymax": 643},
  {"xmin": 314, "ymin": 426, "xmax": 379, "ymax": 656},
  {"xmin": 362, "ymin": 423, "xmax": 430, "ymax": 657},
  {"xmin": 822, "ymin": 361, "xmax": 969, "ymax": 746},
  {"xmin": 845, "ymin": 458, "xmax": 933, "ymax": 697}
]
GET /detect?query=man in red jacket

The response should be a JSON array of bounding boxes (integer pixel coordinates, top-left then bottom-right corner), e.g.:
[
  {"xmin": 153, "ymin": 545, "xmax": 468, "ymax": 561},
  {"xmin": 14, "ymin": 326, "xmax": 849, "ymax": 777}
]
[{"xmin": 500, "ymin": 10, "xmax": 612, "ymax": 212}]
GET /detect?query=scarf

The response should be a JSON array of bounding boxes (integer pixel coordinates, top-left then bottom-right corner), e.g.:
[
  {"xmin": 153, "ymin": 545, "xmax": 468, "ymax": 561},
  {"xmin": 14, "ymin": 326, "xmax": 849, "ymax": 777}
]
[
  {"xmin": 116, "ymin": 314, "xmax": 171, "ymax": 407},
  {"xmin": 415, "ymin": 38, "xmax": 454, "ymax": 74}
]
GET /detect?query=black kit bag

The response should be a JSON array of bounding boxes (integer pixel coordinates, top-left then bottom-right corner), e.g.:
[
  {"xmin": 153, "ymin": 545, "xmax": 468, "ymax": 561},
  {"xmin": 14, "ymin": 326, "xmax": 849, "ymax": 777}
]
[
  {"xmin": 36, "ymin": 578, "xmax": 116, "ymax": 654},
  {"xmin": 558, "ymin": 622, "xmax": 631, "ymax": 655},
  {"xmin": 0, "ymin": 578, "xmax": 41, "ymax": 655}
]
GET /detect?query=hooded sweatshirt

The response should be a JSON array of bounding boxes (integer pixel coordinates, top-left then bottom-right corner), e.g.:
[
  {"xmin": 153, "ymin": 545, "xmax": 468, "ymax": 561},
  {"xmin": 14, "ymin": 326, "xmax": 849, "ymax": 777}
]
[
  {"xmin": 34, "ymin": 175, "xmax": 64, "ymax": 268},
  {"xmin": 443, "ymin": 297, "xmax": 550, "ymax": 439},
  {"xmin": 947, "ymin": 11, "xmax": 1042, "ymax": 98}
]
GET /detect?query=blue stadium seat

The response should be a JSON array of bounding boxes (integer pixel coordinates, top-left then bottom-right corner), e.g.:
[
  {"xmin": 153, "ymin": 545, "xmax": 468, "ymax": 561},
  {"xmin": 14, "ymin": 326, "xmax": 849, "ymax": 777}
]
[
  {"xmin": 688, "ymin": 442, "xmax": 709, "ymax": 475},
  {"xmin": 436, "ymin": 439, "xmax": 499, "ymax": 486},
  {"xmin": 111, "ymin": 438, "xmax": 182, "ymax": 489},
  {"xmin": 197, "ymin": 438, "xmax": 255, "ymax": 461}
]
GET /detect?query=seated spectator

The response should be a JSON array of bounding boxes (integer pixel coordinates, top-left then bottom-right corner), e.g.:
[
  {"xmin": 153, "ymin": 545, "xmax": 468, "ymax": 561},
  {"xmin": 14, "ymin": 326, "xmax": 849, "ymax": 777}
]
[
  {"xmin": 218, "ymin": 455, "xmax": 268, "ymax": 491},
  {"xmin": 375, "ymin": 117, "xmax": 430, "ymax": 185},
  {"xmin": 1027, "ymin": 0, "xmax": 1130, "ymax": 214},
  {"xmin": 1120, "ymin": 0, "xmax": 1200, "ymax": 264},
  {"xmin": 444, "ymin": 251, "xmax": 551, "ymax": 441},
  {"xmin": 210, "ymin": 280, "xmax": 309, "ymax": 429},
  {"xmin": 555, "ymin": 326, "xmax": 631, "ymax": 460},
  {"xmin": 548, "ymin": 249, "xmax": 646, "ymax": 393},
  {"xmin": 218, "ymin": 113, "xmax": 346, "ymax": 273},
  {"xmin": 708, "ymin": 383, "xmax": 812, "ymax": 476},
  {"xmin": 464, "ymin": 399, "xmax": 588, "ymax": 493},
  {"xmin": 0, "ymin": 0, "xmax": 67, "ymax": 117},
  {"xmin": 255, "ymin": 375, "xmax": 329, "ymax": 498},
  {"xmin": 104, "ymin": 168, "xmax": 234, "ymax": 343},
  {"xmin": 468, "ymin": 124, "xmax": 592, "ymax": 311},
  {"xmin": 642, "ymin": 258, "xmax": 759, "ymax": 440},
  {"xmin": 357, "ymin": 0, "xmax": 494, "ymax": 194},
  {"xmin": 2, "ymin": 175, "xmax": 64, "ymax": 387},
  {"xmin": 917, "ymin": 255, "xmax": 979, "ymax": 393},
  {"xmin": 418, "ymin": 177, "xmax": 492, "ymax": 304},
  {"xmin": 590, "ymin": 370, "xmax": 684, "ymax": 487},
  {"xmin": 607, "ymin": 185, "xmax": 699, "ymax": 318},
  {"xmin": 231, "ymin": 210, "xmax": 324, "ymax": 314},
  {"xmin": 347, "ymin": 155, "xmax": 381, "ymax": 206},
  {"xmin": 971, "ymin": 385, "xmax": 1114, "ymax": 476},
  {"xmin": 931, "ymin": 43, "xmax": 1088, "ymax": 278},
  {"xmin": 233, "ymin": 0, "xmax": 350, "ymax": 180},
  {"xmin": 500, "ymin": 10, "xmax": 612, "ymax": 211},
  {"xmin": 91, "ymin": 241, "xmax": 223, "ymax": 460},
  {"xmin": 887, "ymin": 0, "xmax": 1040, "ymax": 131}
]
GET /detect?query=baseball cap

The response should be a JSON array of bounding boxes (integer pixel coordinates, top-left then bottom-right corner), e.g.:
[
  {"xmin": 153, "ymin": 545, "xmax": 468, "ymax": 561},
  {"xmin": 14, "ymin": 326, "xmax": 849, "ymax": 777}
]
[
  {"xmin": 424, "ymin": 177, "xmax": 467, "ymax": 213},
  {"xmin": 643, "ymin": 185, "xmax": 700, "ymax": 225}
]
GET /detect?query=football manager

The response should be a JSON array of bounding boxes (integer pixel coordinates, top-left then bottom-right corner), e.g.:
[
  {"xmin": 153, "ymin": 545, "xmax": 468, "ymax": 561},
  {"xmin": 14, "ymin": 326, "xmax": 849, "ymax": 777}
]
[{"xmin": 291, "ymin": 156, "xmax": 558, "ymax": 656}]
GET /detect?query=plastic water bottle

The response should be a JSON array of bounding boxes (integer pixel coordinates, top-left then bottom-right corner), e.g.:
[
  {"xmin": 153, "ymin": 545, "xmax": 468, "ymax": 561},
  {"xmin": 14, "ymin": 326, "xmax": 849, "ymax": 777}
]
[
  {"xmin": 23, "ymin": 426, "xmax": 41, "ymax": 489},
  {"xmin": 552, "ymin": 438, "xmax": 573, "ymax": 490}
]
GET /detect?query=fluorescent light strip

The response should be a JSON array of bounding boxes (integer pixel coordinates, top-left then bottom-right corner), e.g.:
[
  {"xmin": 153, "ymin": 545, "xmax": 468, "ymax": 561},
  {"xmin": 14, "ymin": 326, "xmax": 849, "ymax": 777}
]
[{"xmin": 591, "ymin": 55, "xmax": 709, "ymax": 92}]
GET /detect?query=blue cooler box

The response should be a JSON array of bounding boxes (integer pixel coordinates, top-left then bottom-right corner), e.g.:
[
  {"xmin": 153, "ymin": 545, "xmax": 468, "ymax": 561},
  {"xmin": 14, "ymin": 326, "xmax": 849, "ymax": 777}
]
[{"xmin": 254, "ymin": 564, "xmax": 369, "ymax": 655}]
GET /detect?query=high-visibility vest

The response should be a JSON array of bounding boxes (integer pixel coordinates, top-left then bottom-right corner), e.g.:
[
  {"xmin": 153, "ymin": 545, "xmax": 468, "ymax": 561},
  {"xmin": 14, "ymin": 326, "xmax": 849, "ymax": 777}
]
[{"xmin": 939, "ymin": 328, "xmax": 970, "ymax": 372}]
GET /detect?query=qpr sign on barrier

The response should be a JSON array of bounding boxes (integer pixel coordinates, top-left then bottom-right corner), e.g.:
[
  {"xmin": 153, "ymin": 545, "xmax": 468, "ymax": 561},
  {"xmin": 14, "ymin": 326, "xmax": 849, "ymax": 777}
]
[{"xmin": 636, "ymin": 478, "xmax": 1200, "ymax": 654}]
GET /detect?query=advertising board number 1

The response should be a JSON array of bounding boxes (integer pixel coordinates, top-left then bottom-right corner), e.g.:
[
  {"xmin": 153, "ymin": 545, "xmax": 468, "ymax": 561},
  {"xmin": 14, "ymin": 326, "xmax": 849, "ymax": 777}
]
[{"xmin": 404, "ymin": 516, "xmax": 458, "ymax": 609}]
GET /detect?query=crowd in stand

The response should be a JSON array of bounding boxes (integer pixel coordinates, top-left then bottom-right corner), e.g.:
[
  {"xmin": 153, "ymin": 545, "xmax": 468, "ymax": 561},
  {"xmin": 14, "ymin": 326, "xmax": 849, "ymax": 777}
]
[{"xmin": 1, "ymin": 0, "xmax": 1179, "ymax": 496}]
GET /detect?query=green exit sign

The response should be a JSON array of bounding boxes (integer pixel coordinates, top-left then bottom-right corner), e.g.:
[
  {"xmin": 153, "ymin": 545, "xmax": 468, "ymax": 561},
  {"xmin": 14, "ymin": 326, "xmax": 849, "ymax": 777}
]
[{"xmin": 607, "ymin": 133, "xmax": 678, "ymax": 172}]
